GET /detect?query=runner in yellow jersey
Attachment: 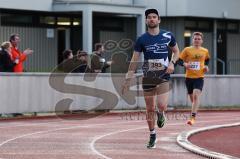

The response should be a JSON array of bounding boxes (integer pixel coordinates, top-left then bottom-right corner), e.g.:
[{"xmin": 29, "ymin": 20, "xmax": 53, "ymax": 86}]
[{"xmin": 178, "ymin": 32, "xmax": 210, "ymax": 125}]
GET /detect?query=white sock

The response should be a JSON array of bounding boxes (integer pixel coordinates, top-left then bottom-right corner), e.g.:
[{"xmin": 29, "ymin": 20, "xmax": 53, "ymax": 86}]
[{"xmin": 150, "ymin": 129, "xmax": 156, "ymax": 135}]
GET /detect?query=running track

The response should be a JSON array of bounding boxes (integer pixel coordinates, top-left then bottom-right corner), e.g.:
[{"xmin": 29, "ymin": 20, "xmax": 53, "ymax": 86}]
[{"xmin": 0, "ymin": 111, "xmax": 239, "ymax": 159}]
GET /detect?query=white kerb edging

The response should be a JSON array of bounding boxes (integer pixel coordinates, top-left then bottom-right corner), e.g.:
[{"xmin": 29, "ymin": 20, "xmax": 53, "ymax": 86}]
[{"xmin": 177, "ymin": 122, "xmax": 240, "ymax": 159}]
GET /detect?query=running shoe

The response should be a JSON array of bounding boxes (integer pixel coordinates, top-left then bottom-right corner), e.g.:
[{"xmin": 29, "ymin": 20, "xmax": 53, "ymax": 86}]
[
  {"xmin": 146, "ymin": 134, "xmax": 156, "ymax": 149},
  {"xmin": 187, "ymin": 116, "xmax": 196, "ymax": 125},
  {"xmin": 157, "ymin": 111, "xmax": 165, "ymax": 128}
]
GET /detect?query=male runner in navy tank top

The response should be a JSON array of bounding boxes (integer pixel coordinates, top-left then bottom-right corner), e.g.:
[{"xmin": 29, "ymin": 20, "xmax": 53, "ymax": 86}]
[{"xmin": 122, "ymin": 8, "xmax": 180, "ymax": 149}]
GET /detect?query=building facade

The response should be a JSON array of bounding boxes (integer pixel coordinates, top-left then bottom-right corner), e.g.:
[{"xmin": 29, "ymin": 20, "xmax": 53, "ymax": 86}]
[{"xmin": 0, "ymin": 0, "xmax": 240, "ymax": 74}]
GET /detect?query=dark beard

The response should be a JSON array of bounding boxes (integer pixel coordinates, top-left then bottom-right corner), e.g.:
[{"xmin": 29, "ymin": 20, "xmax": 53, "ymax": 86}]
[{"xmin": 147, "ymin": 24, "xmax": 158, "ymax": 29}]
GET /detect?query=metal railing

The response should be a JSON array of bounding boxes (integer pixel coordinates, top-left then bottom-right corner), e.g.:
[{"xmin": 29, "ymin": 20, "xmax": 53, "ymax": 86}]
[
  {"xmin": 208, "ymin": 58, "xmax": 240, "ymax": 75},
  {"xmin": 217, "ymin": 58, "xmax": 226, "ymax": 75}
]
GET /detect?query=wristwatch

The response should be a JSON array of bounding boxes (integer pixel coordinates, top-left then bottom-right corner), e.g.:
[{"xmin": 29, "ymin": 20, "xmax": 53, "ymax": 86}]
[{"xmin": 171, "ymin": 60, "xmax": 176, "ymax": 65}]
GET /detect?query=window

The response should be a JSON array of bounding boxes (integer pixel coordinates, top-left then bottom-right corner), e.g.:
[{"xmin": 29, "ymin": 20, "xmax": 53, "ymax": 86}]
[
  {"xmin": 94, "ymin": 17, "xmax": 124, "ymax": 31},
  {"xmin": 73, "ymin": 18, "xmax": 81, "ymax": 26},
  {"xmin": 217, "ymin": 22, "xmax": 226, "ymax": 30},
  {"xmin": 0, "ymin": 10, "xmax": 82, "ymax": 28},
  {"xmin": 217, "ymin": 21, "xmax": 239, "ymax": 33},
  {"xmin": 185, "ymin": 20, "xmax": 197, "ymax": 28},
  {"xmin": 1, "ymin": 13, "xmax": 33, "ymax": 25},
  {"xmin": 57, "ymin": 17, "xmax": 71, "ymax": 26},
  {"xmin": 227, "ymin": 22, "xmax": 238, "ymax": 32},
  {"xmin": 185, "ymin": 19, "xmax": 212, "ymax": 31},
  {"xmin": 198, "ymin": 21, "xmax": 210, "ymax": 29},
  {"xmin": 184, "ymin": 30, "xmax": 191, "ymax": 47},
  {"xmin": 40, "ymin": 16, "xmax": 55, "ymax": 25}
]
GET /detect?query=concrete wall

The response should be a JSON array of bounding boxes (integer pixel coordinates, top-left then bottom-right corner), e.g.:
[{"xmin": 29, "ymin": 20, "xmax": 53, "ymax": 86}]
[
  {"xmin": 0, "ymin": 73, "xmax": 239, "ymax": 114},
  {"xmin": 0, "ymin": 0, "xmax": 53, "ymax": 11},
  {"xmin": 54, "ymin": 0, "xmax": 134, "ymax": 5},
  {"xmin": 181, "ymin": 0, "xmax": 240, "ymax": 19},
  {"xmin": 136, "ymin": 0, "xmax": 240, "ymax": 20},
  {"xmin": 1, "ymin": 0, "xmax": 240, "ymax": 20}
]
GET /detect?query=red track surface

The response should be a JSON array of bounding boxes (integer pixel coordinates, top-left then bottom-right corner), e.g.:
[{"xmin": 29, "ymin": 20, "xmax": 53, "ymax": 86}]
[
  {"xmin": 0, "ymin": 111, "xmax": 239, "ymax": 159},
  {"xmin": 189, "ymin": 125, "xmax": 240, "ymax": 158}
]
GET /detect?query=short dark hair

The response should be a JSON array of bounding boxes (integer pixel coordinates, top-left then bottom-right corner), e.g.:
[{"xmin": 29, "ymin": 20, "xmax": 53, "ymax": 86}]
[
  {"xmin": 62, "ymin": 49, "xmax": 72, "ymax": 59},
  {"xmin": 9, "ymin": 34, "xmax": 19, "ymax": 42},
  {"xmin": 145, "ymin": 9, "xmax": 159, "ymax": 18},
  {"xmin": 77, "ymin": 50, "xmax": 88, "ymax": 57},
  {"xmin": 94, "ymin": 43, "xmax": 103, "ymax": 51}
]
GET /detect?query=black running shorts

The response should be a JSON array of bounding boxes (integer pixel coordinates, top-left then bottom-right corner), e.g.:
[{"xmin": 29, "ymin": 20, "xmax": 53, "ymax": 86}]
[{"xmin": 185, "ymin": 78, "xmax": 204, "ymax": 94}]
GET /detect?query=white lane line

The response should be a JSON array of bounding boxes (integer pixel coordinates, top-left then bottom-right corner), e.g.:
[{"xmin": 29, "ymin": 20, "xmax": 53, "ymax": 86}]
[
  {"xmin": 90, "ymin": 122, "xmax": 193, "ymax": 159},
  {"xmin": 90, "ymin": 118, "xmax": 240, "ymax": 159},
  {"xmin": 0, "ymin": 118, "xmax": 104, "ymax": 129},
  {"xmin": 0, "ymin": 120, "xmax": 142, "ymax": 148},
  {"xmin": 90, "ymin": 126, "xmax": 147, "ymax": 159},
  {"xmin": 0, "ymin": 116, "xmax": 239, "ymax": 159},
  {"xmin": 0, "ymin": 113, "xmax": 239, "ymax": 129},
  {"xmin": 0, "ymin": 120, "xmax": 141, "ymax": 159},
  {"xmin": 0, "ymin": 121, "xmax": 63, "ymax": 129},
  {"xmin": 177, "ymin": 122, "xmax": 240, "ymax": 159}
]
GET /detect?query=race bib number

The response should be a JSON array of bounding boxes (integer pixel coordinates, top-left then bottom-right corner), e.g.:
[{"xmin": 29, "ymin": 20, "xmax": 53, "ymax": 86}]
[
  {"xmin": 189, "ymin": 62, "xmax": 200, "ymax": 70},
  {"xmin": 148, "ymin": 59, "xmax": 165, "ymax": 71}
]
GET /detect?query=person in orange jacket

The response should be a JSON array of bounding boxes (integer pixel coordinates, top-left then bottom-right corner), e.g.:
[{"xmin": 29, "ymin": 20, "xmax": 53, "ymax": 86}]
[{"xmin": 9, "ymin": 34, "xmax": 33, "ymax": 72}]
